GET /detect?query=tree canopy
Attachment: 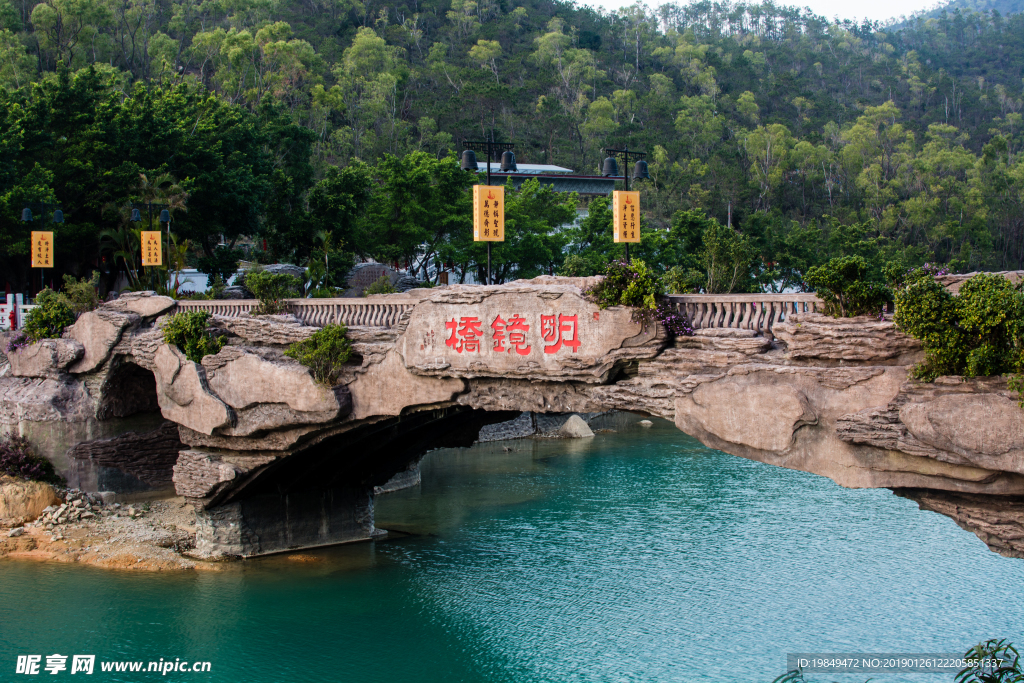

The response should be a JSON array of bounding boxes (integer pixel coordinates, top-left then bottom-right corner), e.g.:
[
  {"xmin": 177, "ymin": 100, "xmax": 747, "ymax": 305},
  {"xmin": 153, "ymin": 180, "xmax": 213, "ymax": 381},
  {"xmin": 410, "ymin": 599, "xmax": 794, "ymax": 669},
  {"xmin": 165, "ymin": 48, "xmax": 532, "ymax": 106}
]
[{"xmin": 7, "ymin": 0, "xmax": 1024, "ymax": 290}]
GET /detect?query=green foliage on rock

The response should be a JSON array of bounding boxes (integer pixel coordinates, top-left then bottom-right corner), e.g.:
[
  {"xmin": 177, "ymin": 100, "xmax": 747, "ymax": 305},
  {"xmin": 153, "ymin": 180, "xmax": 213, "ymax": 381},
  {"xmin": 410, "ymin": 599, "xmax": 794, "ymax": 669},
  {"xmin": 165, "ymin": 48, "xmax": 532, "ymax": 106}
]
[
  {"xmin": 60, "ymin": 271, "xmax": 101, "ymax": 314},
  {"xmin": 585, "ymin": 259, "xmax": 662, "ymax": 311},
  {"xmin": 805, "ymin": 256, "xmax": 892, "ymax": 318},
  {"xmin": 22, "ymin": 289, "xmax": 76, "ymax": 341},
  {"xmin": 285, "ymin": 324, "xmax": 352, "ymax": 385},
  {"xmin": 363, "ymin": 275, "xmax": 398, "ymax": 296},
  {"xmin": 162, "ymin": 311, "xmax": 225, "ymax": 363},
  {"xmin": 245, "ymin": 270, "xmax": 300, "ymax": 315},
  {"xmin": 895, "ymin": 271, "xmax": 1024, "ymax": 381}
]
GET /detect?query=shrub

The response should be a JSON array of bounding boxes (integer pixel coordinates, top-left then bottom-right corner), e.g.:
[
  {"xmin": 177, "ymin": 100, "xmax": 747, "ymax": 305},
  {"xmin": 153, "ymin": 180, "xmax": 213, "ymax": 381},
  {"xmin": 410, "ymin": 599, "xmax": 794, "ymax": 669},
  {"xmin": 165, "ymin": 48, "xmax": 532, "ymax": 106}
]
[
  {"xmin": 805, "ymin": 255, "xmax": 891, "ymax": 318},
  {"xmin": 895, "ymin": 271, "xmax": 1024, "ymax": 381},
  {"xmin": 0, "ymin": 434, "xmax": 63, "ymax": 485},
  {"xmin": 363, "ymin": 274, "xmax": 398, "ymax": 296},
  {"xmin": 244, "ymin": 269, "xmax": 296, "ymax": 311},
  {"xmin": 285, "ymin": 324, "xmax": 352, "ymax": 385},
  {"xmin": 22, "ymin": 289, "xmax": 76, "ymax": 341},
  {"xmin": 558, "ymin": 253, "xmax": 606, "ymax": 277},
  {"xmin": 664, "ymin": 265, "xmax": 705, "ymax": 294},
  {"xmin": 207, "ymin": 274, "xmax": 227, "ymax": 300},
  {"xmin": 61, "ymin": 271, "xmax": 101, "ymax": 314},
  {"xmin": 162, "ymin": 311, "xmax": 225, "ymax": 363},
  {"xmin": 311, "ymin": 287, "xmax": 344, "ymax": 298},
  {"xmin": 585, "ymin": 259, "xmax": 662, "ymax": 311},
  {"xmin": 245, "ymin": 269, "xmax": 300, "ymax": 315},
  {"xmin": 584, "ymin": 260, "xmax": 693, "ymax": 337}
]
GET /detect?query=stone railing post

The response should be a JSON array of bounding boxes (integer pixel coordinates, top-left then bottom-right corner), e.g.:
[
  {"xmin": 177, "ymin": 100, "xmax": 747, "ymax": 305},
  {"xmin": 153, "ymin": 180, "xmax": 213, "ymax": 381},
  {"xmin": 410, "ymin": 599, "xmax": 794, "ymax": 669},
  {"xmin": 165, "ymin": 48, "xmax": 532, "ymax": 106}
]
[{"xmin": 663, "ymin": 293, "xmax": 822, "ymax": 339}]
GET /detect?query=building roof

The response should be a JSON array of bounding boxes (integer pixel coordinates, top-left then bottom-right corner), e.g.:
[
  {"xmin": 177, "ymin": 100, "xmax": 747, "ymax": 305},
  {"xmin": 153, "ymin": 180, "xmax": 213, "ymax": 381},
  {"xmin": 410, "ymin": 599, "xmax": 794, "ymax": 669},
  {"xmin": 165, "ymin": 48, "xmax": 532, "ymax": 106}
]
[
  {"xmin": 499, "ymin": 174, "xmax": 615, "ymax": 196},
  {"xmin": 475, "ymin": 163, "xmax": 575, "ymax": 175}
]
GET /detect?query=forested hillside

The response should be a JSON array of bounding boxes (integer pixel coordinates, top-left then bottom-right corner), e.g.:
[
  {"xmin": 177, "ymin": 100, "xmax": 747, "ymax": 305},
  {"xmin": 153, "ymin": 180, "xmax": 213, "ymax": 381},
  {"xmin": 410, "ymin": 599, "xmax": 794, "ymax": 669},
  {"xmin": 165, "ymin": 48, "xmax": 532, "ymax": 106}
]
[{"xmin": 4, "ymin": 0, "xmax": 1024, "ymax": 290}]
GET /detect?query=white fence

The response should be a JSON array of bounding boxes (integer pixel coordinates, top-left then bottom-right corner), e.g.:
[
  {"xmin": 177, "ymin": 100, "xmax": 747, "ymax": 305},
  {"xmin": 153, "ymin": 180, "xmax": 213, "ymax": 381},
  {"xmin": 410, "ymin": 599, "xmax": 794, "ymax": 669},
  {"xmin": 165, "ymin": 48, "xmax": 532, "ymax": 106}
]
[
  {"xmin": 175, "ymin": 298, "xmax": 418, "ymax": 328},
  {"xmin": 664, "ymin": 293, "xmax": 822, "ymax": 339},
  {"xmin": 0, "ymin": 294, "xmax": 37, "ymax": 332}
]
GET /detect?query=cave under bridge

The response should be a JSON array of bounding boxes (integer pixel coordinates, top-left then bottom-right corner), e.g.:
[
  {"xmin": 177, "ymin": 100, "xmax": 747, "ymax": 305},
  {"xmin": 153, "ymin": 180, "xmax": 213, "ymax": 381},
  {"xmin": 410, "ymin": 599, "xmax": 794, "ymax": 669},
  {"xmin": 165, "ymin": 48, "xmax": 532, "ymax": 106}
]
[{"xmin": 4, "ymin": 280, "xmax": 1024, "ymax": 559}]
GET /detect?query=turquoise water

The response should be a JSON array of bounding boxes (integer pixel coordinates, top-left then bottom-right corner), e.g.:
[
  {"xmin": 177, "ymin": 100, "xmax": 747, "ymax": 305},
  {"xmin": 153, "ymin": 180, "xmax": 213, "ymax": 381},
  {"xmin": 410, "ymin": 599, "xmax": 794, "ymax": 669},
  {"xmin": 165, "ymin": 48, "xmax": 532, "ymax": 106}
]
[{"xmin": 2, "ymin": 419, "xmax": 1023, "ymax": 682}]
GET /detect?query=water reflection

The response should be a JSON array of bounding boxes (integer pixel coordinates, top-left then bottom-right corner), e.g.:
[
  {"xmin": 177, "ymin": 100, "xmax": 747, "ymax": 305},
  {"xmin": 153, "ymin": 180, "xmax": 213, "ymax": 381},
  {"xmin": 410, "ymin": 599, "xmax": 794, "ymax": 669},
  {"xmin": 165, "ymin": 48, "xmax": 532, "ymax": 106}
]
[{"xmin": 2, "ymin": 416, "xmax": 1023, "ymax": 683}]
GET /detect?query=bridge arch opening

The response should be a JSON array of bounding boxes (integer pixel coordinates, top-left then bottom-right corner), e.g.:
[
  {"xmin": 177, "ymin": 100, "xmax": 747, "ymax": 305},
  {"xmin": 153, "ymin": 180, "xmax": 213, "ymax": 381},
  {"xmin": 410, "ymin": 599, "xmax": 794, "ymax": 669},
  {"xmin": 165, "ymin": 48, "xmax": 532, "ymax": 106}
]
[{"xmin": 66, "ymin": 358, "xmax": 182, "ymax": 495}]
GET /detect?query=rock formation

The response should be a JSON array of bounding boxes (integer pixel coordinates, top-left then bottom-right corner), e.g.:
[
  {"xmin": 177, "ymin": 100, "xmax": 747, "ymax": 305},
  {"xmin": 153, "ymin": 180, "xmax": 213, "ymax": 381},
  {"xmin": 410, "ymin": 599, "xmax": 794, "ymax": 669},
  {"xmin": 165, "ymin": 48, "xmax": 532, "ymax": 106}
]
[
  {"xmin": 0, "ymin": 478, "xmax": 61, "ymax": 523},
  {"xmin": 5, "ymin": 283, "xmax": 1024, "ymax": 559}
]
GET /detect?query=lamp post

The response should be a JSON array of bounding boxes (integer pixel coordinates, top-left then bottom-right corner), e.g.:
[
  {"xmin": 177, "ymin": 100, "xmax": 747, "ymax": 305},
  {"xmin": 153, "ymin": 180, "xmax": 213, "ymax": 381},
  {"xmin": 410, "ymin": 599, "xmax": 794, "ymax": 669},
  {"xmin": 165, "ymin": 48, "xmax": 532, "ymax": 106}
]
[
  {"xmin": 602, "ymin": 147, "xmax": 650, "ymax": 261},
  {"xmin": 21, "ymin": 203, "xmax": 64, "ymax": 292},
  {"xmin": 131, "ymin": 202, "xmax": 171, "ymax": 288},
  {"xmin": 462, "ymin": 133, "xmax": 516, "ymax": 285}
]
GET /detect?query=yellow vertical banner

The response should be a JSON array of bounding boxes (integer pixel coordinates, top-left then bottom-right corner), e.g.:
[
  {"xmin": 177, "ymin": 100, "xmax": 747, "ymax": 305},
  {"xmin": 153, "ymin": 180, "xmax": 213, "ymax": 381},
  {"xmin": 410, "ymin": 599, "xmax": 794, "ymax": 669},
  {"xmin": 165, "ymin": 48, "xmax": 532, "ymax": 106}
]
[
  {"xmin": 141, "ymin": 231, "xmax": 163, "ymax": 266},
  {"xmin": 613, "ymin": 190, "xmax": 641, "ymax": 243},
  {"xmin": 473, "ymin": 185, "xmax": 505, "ymax": 241},
  {"xmin": 31, "ymin": 231, "xmax": 53, "ymax": 268}
]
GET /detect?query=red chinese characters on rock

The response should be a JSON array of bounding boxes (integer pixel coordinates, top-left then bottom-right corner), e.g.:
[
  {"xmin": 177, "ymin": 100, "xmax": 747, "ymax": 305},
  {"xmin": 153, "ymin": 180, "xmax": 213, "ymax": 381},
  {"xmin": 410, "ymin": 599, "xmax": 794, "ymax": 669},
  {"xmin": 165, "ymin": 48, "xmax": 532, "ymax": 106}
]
[
  {"xmin": 541, "ymin": 314, "xmax": 580, "ymax": 354},
  {"xmin": 445, "ymin": 316, "xmax": 483, "ymax": 353},
  {"xmin": 444, "ymin": 313, "xmax": 580, "ymax": 355},
  {"xmin": 491, "ymin": 315, "xmax": 531, "ymax": 355}
]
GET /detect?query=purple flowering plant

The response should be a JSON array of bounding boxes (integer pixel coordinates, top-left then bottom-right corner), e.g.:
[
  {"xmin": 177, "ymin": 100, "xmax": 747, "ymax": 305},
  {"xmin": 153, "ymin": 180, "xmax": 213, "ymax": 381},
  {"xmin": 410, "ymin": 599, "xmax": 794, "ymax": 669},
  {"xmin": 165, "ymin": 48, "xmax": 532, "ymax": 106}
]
[
  {"xmin": 0, "ymin": 434, "xmax": 64, "ymax": 485},
  {"xmin": 583, "ymin": 258, "xmax": 693, "ymax": 337},
  {"xmin": 4, "ymin": 331, "xmax": 30, "ymax": 354}
]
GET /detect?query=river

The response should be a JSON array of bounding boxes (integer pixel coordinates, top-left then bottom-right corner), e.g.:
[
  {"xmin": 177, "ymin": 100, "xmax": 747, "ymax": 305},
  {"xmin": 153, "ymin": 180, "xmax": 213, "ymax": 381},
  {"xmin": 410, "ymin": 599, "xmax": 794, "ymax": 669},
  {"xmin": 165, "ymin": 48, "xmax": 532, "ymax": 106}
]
[{"xmin": 1, "ymin": 418, "xmax": 1022, "ymax": 682}]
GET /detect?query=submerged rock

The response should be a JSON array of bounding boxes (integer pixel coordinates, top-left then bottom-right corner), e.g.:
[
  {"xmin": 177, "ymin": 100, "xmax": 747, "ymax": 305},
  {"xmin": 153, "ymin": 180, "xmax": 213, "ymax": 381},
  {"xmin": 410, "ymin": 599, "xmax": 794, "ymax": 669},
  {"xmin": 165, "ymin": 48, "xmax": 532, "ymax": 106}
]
[{"xmin": 559, "ymin": 415, "xmax": 595, "ymax": 438}]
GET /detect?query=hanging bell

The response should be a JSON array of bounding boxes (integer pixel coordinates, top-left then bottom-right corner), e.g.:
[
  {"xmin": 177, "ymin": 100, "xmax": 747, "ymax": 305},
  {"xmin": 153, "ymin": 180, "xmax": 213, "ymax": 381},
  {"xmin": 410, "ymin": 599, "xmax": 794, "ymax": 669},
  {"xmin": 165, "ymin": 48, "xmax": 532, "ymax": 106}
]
[
  {"xmin": 160, "ymin": 209, "xmax": 170, "ymax": 222},
  {"xmin": 52, "ymin": 209, "xmax": 64, "ymax": 224},
  {"xmin": 602, "ymin": 156, "xmax": 619, "ymax": 177},
  {"xmin": 500, "ymin": 150, "xmax": 517, "ymax": 172},
  {"xmin": 21, "ymin": 207, "xmax": 32, "ymax": 222},
  {"xmin": 632, "ymin": 159, "xmax": 650, "ymax": 181},
  {"xmin": 460, "ymin": 149, "xmax": 479, "ymax": 171},
  {"xmin": 130, "ymin": 208, "xmax": 142, "ymax": 222}
]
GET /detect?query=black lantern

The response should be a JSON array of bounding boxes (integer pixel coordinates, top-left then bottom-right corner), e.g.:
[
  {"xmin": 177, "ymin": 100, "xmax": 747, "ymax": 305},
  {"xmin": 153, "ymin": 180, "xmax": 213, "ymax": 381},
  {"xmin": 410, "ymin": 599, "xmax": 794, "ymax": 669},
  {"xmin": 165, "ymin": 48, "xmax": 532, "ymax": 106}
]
[
  {"xmin": 130, "ymin": 208, "xmax": 142, "ymax": 222},
  {"xmin": 632, "ymin": 159, "xmax": 650, "ymax": 181},
  {"xmin": 460, "ymin": 149, "xmax": 479, "ymax": 171},
  {"xmin": 602, "ymin": 156, "xmax": 619, "ymax": 177},
  {"xmin": 500, "ymin": 150, "xmax": 517, "ymax": 172}
]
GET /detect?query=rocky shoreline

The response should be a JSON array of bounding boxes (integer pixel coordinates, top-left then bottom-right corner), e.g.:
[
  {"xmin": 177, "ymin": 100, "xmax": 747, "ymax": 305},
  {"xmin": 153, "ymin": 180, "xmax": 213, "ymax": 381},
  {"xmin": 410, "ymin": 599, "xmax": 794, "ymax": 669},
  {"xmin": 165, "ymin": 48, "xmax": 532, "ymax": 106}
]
[{"xmin": 0, "ymin": 483, "xmax": 208, "ymax": 571}]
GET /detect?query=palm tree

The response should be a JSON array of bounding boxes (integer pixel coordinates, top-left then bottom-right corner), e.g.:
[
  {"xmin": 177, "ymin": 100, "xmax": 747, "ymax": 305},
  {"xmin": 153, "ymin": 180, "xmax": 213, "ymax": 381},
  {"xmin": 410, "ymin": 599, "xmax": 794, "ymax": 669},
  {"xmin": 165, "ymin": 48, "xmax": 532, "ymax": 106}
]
[{"xmin": 99, "ymin": 203, "xmax": 144, "ymax": 290}]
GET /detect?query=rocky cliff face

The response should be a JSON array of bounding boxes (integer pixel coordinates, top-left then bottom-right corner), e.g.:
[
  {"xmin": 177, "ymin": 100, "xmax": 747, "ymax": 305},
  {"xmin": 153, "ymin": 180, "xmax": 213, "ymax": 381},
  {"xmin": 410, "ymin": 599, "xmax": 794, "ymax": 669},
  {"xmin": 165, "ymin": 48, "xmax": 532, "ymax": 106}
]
[
  {"xmin": 5, "ymin": 285, "xmax": 1024, "ymax": 559},
  {"xmin": 0, "ymin": 294, "xmax": 178, "ymax": 491}
]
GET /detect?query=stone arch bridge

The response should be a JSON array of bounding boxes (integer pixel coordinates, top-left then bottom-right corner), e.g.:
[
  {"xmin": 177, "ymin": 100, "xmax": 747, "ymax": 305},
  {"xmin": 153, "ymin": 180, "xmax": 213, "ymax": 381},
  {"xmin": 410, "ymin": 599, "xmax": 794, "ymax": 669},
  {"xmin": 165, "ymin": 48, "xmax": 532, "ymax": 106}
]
[{"xmin": 2, "ymin": 279, "xmax": 1022, "ymax": 558}]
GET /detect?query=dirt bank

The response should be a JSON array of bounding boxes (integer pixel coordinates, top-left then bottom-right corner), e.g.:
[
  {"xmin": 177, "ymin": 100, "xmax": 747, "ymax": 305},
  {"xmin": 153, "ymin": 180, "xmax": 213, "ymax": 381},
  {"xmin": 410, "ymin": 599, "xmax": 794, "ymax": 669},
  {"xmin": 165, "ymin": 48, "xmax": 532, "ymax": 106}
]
[{"xmin": 0, "ymin": 492, "xmax": 225, "ymax": 572}]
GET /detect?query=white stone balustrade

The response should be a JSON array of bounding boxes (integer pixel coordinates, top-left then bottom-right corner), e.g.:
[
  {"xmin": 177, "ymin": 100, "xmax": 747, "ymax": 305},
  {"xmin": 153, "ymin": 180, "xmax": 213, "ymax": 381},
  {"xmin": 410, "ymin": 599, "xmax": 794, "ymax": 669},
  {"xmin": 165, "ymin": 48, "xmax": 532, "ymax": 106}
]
[
  {"xmin": 664, "ymin": 293, "xmax": 822, "ymax": 339},
  {"xmin": 174, "ymin": 293, "xmax": 820, "ymax": 335},
  {"xmin": 174, "ymin": 297, "xmax": 418, "ymax": 328}
]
